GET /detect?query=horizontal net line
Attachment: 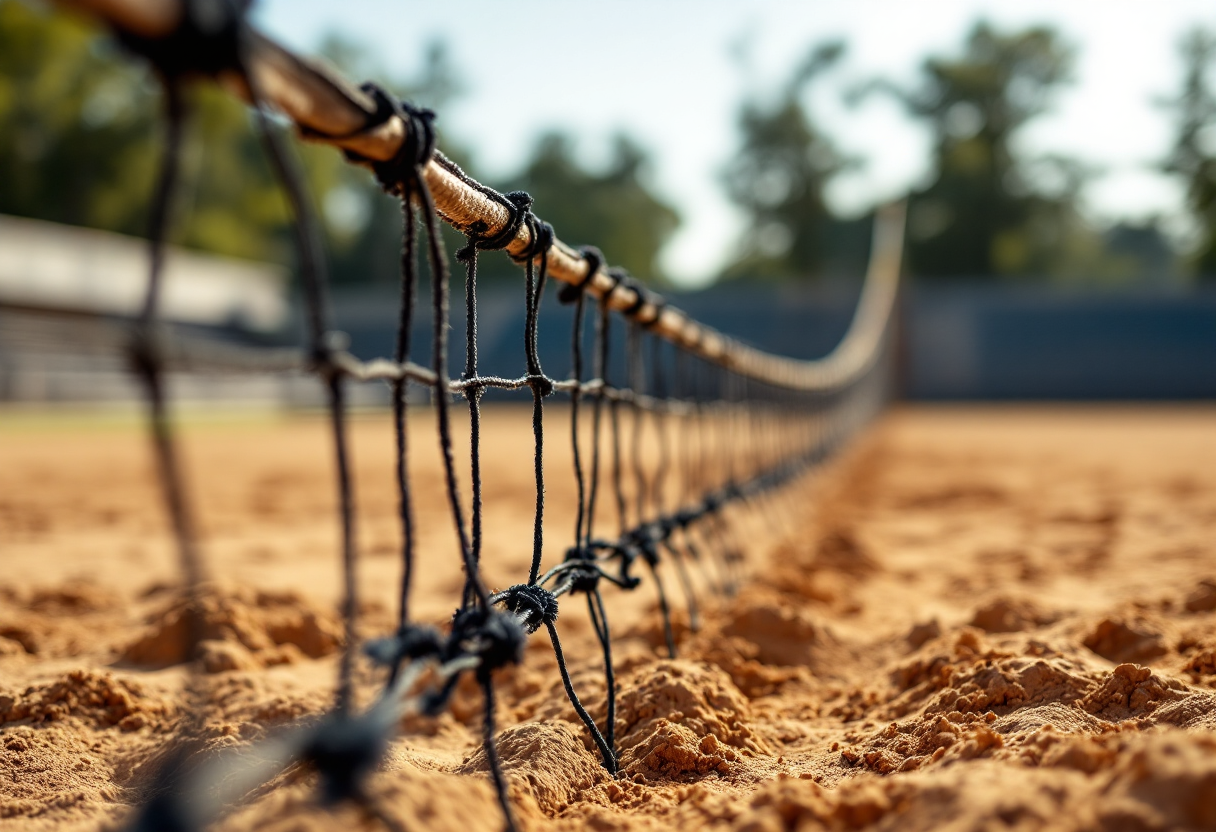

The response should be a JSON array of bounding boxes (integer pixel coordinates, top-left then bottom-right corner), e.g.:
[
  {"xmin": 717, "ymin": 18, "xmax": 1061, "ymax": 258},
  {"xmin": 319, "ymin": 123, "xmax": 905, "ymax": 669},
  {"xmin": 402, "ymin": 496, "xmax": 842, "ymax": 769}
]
[
  {"xmin": 145, "ymin": 336, "xmax": 801, "ymax": 414},
  {"xmin": 57, "ymin": 0, "xmax": 905, "ymax": 392}
]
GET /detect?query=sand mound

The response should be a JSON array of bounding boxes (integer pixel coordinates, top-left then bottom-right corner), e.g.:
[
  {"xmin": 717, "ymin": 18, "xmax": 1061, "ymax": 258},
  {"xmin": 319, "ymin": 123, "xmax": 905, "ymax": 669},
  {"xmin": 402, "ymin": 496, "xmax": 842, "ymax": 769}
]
[
  {"xmin": 665, "ymin": 732, "xmax": 1216, "ymax": 832},
  {"xmin": 719, "ymin": 590, "xmax": 846, "ymax": 672},
  {"xmin": 688, "ymin": 634, "xmax": 811, "ymax": 698},
  {"xmin": 0, "ymin": 671, "xmax": 171, "ymax": 826},
  {"xmin": 459, "ymin": 721, "xmax": 610, "ymax": 816},
  {"xmin": 969, "ymin": 596, "xmax": 1056, "ymax": 633},
  {"xmin": 0, "ymin": 724, "xmax": 125, "ymax": 824},
  {"xmin": 0, "ymin": 670, "xmax": 170, "ymax": 731},
  {"xmin": 1083, "ymin": 616, "xmax": 1171, "ymax": 664},
  {"xmin": 121, "ymin": 585, "xmax": 342, "ymax": 672},
  {"xmin": 612, "ymin": 661, "xmax": 770, "ymax": 781}
]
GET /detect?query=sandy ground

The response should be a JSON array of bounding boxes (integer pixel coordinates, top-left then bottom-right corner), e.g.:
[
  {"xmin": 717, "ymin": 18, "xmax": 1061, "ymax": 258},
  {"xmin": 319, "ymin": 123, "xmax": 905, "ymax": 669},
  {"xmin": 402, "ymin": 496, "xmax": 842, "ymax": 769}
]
[{"xmin": 2, "ymin": 404, "xmax": 1215, "ymax": 831}]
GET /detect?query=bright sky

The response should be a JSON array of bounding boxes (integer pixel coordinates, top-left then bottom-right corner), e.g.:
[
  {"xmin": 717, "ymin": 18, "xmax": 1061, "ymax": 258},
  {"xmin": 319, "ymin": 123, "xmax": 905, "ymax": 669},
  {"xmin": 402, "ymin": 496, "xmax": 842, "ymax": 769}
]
[{"xmin": 256, "ymin": 0, "xmax": 1215, "ymax": 286}]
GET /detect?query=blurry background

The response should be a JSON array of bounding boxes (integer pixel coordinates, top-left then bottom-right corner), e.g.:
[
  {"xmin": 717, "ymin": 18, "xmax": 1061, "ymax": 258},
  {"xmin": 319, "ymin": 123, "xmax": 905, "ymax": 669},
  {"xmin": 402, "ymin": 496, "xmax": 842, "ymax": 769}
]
[{"xmin": 1, "ymin": 0, "xmax": 1213, "ymax": 402}]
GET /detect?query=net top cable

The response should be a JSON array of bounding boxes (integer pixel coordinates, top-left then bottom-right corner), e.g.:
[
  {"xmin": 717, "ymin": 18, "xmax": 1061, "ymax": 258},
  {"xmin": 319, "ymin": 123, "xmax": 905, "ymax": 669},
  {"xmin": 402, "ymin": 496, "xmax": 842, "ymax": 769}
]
[{"xmin": 55, "ymin": 0, "xmax": 905, "ymax": 392}]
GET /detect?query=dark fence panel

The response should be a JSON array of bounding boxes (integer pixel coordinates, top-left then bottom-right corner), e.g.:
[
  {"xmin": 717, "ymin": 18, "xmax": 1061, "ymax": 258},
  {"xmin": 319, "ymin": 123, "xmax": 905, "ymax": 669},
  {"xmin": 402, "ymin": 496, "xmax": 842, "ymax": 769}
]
[
  {"xmin": 904, "ymin": 286, "xmax": 1216, "ymax": 400},
  {"xmin": 322, "ymin": 281, "xmax": 1216, "ymax": 402}
]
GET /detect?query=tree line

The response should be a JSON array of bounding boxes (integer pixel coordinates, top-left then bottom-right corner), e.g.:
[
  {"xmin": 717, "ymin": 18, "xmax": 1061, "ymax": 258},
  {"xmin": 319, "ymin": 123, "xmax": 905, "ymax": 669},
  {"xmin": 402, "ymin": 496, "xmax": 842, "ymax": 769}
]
[{"xmin": 1, "ymin": 3, "xmax": 1214, "ymax": 285}]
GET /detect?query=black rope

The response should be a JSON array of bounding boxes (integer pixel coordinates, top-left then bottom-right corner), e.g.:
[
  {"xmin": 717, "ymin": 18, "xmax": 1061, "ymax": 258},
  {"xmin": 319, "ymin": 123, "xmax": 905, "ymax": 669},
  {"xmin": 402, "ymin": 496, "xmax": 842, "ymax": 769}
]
[
  {"xmin": 456, "ymin": 229, "xmax": 486, "ymax": 610},
  {"xmin": 520, "ymin": 212, "xmax": 555, "ymax": 586},
  {"xmin": 585, "ymin": 265, "xmax": 609, "ymax": 550},
  {"xmin": 544, "ymin": 619, "xmax": 617, "ymax": 773},
  {"xmin": 130, "ymin": 78, "xmax": 203, "ymax": 660},
  {"xmin": 533, "ymin": 245, "xmax": 622, "ymax": 774},
  {"xmin": 568, "ymin": 250, "xmax": 598, "ymax": 553},
  {"xmin": 479, "ymin": 675, "xmax": 519, "ymax": 832},
  {"xmin": 341, "ymin": 83, "xmax": 437, "ymax": 674},
  {"xmin": 587, "ymin": 586, "xmax": 617, "ymax": 754}
]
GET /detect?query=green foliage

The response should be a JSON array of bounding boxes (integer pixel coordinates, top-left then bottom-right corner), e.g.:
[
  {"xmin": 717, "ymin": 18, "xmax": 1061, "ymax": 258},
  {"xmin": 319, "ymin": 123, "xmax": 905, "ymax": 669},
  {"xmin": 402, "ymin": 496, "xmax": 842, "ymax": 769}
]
[
  {"xmin": 0, "ymin": 4, "xmax": 471, "ymax": 281},
  {"xmin": 495, "ymin": 131, "xmax": 680, "ymax": 283},
  {"xmin": 0, "ymin": 1, "xmax": 315, "ymax": 263},
  {"xmin": 719, "ymin": 42, "xmax": 854, "ymax": 281},
  {"xmin": 1161, "ymin": 28, "xmax": 1216, "ymax": 280},
  {"xmin": 0, "ymin": 1, "xmax": 158, "ymax": 235},
  {"xmin": 894, "ymin": 21, "xmax": 1092, "ymax": 280}
]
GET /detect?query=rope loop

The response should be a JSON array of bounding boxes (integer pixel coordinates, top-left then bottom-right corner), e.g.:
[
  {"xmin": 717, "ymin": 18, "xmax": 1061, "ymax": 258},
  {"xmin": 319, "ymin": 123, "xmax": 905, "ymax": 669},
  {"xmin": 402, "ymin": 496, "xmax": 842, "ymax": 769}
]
[
  {"xmin": 602, "ymin": 266, "xmax": 627, "ymax": 294},
  {"xmin": 512, "ymin": 212, "xmax": 555, "ymax": 264},
  {"xmin": 478, "ymin": 191, "xmax": 533, "ymax": 252},
  {"xmin": 617, "ymin": 273, "xmax": 650, "ymax": 318},
  {"xmin": 586, "ymin": 540, "xmax": 642, "ymax": 588},
  {"xmin": 561, "ymin": 547, "xmax": 602, "ymax": 594},
  {"xmin": 362, "ymin": 623, "xmax": 443, "ymax": 667},
  {"xmin": 449, "ymin": 606, "xmax": 527, "ymax": 679},
  {"xmin": 612, "ymin": 547, "xmax": 644, "ymax": 590},
  {"xmin": 641, "ymin": 295, "xmax": 667, "ymax": 329},
  {"xmin": 346, "ymin": 83, "xmax": 436, "ymax": 197},
  {"xmin": 494, "ymin": 584, "xmax": 559, "ymax": 634},
  {"xmin": 626, "ymin": 527, "xmax": 661, "ymax": 568},
  {"xmin": 558, "ymin": 246, "xmax": 604, "ymax": 304}
]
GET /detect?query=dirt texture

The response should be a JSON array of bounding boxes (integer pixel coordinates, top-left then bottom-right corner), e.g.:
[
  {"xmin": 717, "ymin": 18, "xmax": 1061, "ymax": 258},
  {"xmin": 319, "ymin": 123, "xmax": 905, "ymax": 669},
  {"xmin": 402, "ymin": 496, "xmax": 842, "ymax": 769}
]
[{"xmin": 2, "ymin": 405, "xmax": 1215, "ymax": 832}]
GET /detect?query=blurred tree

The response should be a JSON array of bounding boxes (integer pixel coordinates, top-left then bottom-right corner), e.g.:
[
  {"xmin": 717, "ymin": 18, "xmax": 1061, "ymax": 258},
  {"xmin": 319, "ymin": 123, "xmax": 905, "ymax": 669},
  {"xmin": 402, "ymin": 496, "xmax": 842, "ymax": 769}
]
[
  {"xmin": 0, "ymin": 1, "xmax": 158, "ymax": 235},
  {"xmin": 498, "ymin": 131, "xmax": 680, "ymax": 283},
  {"xmin": 719, "ymin": 42, "xmax": 854, "ymax": 281},
  {"xmin": 1161, "ymin": 28, "xmax": 1216, "ymax": 281},
  {"xmin": 887, "ymin": 22, "xmax": 1086, "ymax": 279},
  {"xmin": 0, "ymin": 2, "xmax": 313, "ymax": 262},
  {"xmin": 1102, "ymin": 219, "xmax": 1178, "ymax": 285},
  {"xmin": 0, "ymin": 4, "xmax": 476, "ymax": 282}
]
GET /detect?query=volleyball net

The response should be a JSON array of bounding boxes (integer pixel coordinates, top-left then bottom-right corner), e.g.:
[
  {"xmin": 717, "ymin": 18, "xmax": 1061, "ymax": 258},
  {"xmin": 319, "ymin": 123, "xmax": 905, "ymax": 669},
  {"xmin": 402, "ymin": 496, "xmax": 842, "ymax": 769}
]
[{"xmin": 43, "ymin": 2, "xmax": 905, "ymax": 830}]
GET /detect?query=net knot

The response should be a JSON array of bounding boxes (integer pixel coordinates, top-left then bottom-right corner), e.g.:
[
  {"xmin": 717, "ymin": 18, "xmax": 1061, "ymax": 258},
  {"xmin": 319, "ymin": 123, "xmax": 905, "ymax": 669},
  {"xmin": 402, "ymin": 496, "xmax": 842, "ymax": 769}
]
[
  {"xmin": 512, "ymin": 212, "xmax": 554, "ymax": 264},
  {"xmin": 309, "ymin": 331, "xmax": 350, "ymax": 381},
  {"xmin": 627, "ymin": 527, "xmax": 661, "ymax": 567},
  {"xmin": 302, "ymin": 711, "xmax": 389, "ymax": 804},
  {"xmin": 494, "ymin": 584, "xmax": 559, "ymax": 634},
  {"xmin": 527, "ymin": 374, "xmax": 555, "ymax": 397},
  {"xmin": 116, "ymin": 0, "xmax": 248, "ymax": 80},
  {"xmin": 562, "ymin": 547, "xmax": 602, "ymax": 594},
  {"xmin": 674, "ymin": 508, "xmax": 700, "ymax": 529},
  {"xmin": 642, "ymin": 295, "xmax": 667, "ymax": 329},
  {"xmin": 558, "ymin": 246, "xmax": 603, "ymax": 304},
  {"xmin": 473, "ymin": 191, "xmax": 533, "ymax": 252},
  {"xmin": 609, "ymin": 545, "xmax": 644, "ymax": 590},
  {"xmin": 362, "ymin": 623, "xmax": 443, "ymax": 667},
  {"xmin": 449, "ymin": 606, "xmax": 527, "ymax": 678},
  {"xmin": 614, "ymin": 271, "xmax": 654, "ymax": 320},
  {"xmin": 346, "ymin": 83, "xmax": 436, "ymax": 197}
]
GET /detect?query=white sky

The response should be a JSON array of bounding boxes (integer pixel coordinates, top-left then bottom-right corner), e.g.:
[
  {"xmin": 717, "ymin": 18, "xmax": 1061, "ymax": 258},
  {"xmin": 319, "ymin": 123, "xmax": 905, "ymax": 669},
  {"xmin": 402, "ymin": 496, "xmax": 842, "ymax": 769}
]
[{"xmin": 256, "ymin": 0, "xmax": 1215, "ymax": 286}]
